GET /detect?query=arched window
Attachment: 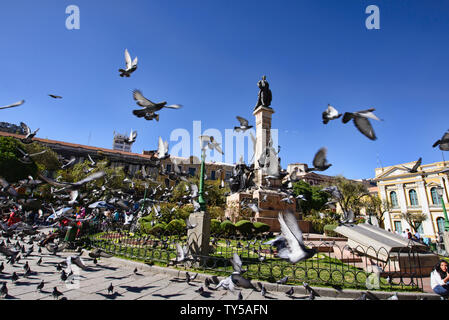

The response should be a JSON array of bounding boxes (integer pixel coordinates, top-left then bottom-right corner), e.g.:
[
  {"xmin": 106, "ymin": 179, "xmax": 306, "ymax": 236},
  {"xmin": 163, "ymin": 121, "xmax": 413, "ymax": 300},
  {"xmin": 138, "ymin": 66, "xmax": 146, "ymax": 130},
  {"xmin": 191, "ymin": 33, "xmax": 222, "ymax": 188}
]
[
  {"xmin": 431, "ymin": 187, "xmax": 442, "ymax": 205},
  {"xmin": 390, "ymin": 191, "xmax": 398, "ymax": 208},
  {"xmin": 437, "ymin": 217, "xmax": 445, "ymax": 233},
  {"xmin": 409, "ymin": 189, "xmax": 419, "ymax": 206}
]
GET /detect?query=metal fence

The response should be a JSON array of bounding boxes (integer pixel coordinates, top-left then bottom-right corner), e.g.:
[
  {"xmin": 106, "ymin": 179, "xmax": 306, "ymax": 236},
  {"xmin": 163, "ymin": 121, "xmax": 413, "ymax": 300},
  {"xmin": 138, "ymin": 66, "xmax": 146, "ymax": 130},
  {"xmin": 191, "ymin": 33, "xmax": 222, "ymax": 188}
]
[{"xmin": 83, "ymin": 222, "xmax": 431, "ymax": 292}]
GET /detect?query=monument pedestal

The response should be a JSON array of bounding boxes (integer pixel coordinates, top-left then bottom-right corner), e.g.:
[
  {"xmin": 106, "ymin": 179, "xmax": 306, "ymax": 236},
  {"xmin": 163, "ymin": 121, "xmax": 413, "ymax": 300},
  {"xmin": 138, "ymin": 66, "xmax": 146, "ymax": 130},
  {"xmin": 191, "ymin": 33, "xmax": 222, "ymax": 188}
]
[
  {"xmin": 443, "ymin": 231, "xmax": 449, "ymax": 256},
  {"xmin": 225, "ymin": 188, "xmax": 307, "ymax": 232},
  {"xmin": 187, "ymin": 211, "xmax": 211, "ymax": 264}
]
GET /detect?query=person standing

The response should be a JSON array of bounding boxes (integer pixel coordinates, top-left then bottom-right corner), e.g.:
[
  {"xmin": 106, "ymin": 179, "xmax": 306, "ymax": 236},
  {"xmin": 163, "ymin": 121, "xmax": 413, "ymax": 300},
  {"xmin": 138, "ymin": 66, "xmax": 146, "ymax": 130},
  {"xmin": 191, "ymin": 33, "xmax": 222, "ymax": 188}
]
[{"xmin": 406, "ymin": 229, "xmax": 412, "ymax": 239}]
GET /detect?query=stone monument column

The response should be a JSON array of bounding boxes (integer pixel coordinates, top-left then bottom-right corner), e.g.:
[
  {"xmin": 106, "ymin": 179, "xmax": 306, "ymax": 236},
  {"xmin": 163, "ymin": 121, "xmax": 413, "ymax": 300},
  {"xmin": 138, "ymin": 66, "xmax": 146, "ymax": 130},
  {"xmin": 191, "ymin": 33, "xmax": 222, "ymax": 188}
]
[{"xmin": 253, "ymin": 106, "xmax": 275, "ymax": 187}]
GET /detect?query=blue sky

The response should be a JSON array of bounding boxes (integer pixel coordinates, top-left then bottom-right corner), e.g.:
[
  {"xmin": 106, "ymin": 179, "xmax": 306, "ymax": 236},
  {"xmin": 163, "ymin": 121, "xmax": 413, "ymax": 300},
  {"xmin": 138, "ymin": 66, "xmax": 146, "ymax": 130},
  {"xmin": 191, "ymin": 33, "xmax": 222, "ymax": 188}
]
[{"xmin": 1, "ymin": 0, "xmax": 449, "ymax": 179}]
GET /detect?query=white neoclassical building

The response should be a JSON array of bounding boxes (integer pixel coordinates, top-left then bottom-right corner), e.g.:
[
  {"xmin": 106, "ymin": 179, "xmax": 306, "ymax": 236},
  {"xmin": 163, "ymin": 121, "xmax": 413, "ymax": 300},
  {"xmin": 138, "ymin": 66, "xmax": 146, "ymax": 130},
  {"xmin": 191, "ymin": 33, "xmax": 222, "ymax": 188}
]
[{"xmin": 374, "ymin": 160, "xmax": 449, "ymax": 240}]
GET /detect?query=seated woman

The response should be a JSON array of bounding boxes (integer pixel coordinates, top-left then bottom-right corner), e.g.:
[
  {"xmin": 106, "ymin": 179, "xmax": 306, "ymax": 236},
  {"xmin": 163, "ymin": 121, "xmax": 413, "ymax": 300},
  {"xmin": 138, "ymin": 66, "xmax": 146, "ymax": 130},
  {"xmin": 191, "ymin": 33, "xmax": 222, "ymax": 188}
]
[{"xmin": 431, "ymin": 260, "xmax": 449, "ymax": 298}]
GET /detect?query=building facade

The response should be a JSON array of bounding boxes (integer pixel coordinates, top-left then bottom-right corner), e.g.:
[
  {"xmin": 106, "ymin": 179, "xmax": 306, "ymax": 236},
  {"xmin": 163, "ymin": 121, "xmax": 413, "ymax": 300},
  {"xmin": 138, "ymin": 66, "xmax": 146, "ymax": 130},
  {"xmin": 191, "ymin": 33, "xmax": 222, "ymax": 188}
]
[
  {"xmin": 0, "ymin": 130, "xmax": 234, "ymax": 185},
  {"xmin": 112, "ymin": 132, "xmax": 132, "ymax": 152},
  {"xmin": 374, "ymin": 160, "xmax": 449, "ymax": 240}
]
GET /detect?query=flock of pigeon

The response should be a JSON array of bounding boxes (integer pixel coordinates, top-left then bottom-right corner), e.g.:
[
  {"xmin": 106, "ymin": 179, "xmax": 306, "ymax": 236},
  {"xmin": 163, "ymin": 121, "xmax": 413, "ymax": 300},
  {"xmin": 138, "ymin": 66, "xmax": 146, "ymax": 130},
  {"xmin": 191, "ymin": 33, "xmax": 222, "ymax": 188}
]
[{"xmin": 1, "ymin": 46, "xmax": 448, "ymax": 301}]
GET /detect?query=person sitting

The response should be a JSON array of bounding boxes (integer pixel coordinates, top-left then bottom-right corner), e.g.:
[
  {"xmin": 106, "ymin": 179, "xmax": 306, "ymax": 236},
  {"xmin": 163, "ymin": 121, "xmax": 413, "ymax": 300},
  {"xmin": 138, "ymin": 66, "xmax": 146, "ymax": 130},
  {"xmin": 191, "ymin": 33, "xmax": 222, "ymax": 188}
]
[
  {"xmin": 431, "ymin": 260, "xmax": 449, "ymax": 298},
  {"xmin": 7, "ymin": 209, "xmax": 21, "ymax": 226}
]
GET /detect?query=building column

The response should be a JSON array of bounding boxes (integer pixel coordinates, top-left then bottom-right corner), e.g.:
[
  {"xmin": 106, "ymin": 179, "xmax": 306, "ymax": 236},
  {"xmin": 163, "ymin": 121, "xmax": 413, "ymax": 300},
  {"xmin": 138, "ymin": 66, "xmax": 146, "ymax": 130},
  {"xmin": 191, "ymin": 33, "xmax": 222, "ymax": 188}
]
[
  {"xmin": 439, "ymin": 176, "xmax": 449, "ymax": 204},
  {"xmin": 379, "ymin": 185, "xmax": 392, "ymax": 231},
  {"xmin": 417, "ymin": 180, "xmax": 433, "ymax": 237},
  {"xmin": 396, "ymin": 183, "xmax": 408, "ymax": 214}
]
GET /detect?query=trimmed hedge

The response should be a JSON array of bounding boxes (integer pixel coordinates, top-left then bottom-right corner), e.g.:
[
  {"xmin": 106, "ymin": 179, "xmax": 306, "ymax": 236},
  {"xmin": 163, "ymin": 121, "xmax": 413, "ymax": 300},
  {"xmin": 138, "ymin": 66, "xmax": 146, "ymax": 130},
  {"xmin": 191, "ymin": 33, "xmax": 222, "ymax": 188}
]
[
  {"xmin": 140, "ymin": 221, "xmax": 153, "ymax": 234},
  {"xmin": 165, "ymin": 219, "xmax": 186, "ymax": 234},
  {"xmin": 149, "ymin": 222, "xmax": 167, "ymax": 235},
  {"xmin": 235, "ymin": 220, "xmax": 253, "ymax": 235},
  {"xmin": 253, "ymin": 222, "xmax": 270, "ymax": 234},
  {"xmin": 220, "ymin": 220, "xmax": 236, "ymax": 236},
  {"xmin": 210, "ymin": 219, "xmax": 221, "ymax": 235},
  {"xmin": 323, "ymin": 224, "xmax": 341, "ymax": 237}
]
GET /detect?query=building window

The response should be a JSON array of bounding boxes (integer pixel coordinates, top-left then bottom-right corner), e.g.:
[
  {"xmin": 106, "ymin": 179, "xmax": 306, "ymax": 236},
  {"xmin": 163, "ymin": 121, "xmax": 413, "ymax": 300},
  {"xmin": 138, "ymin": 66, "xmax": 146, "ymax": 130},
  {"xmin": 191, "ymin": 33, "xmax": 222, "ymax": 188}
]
[
  {"xmin": 409, "ymin": 189, "xmax": 419, "ymax": 206},
  {"xmin": 189, "ymin": 168, "xmax": 196, "ymax": 176},
  {"xmin": 390, "ymin": 191, "xmax": 398, "ymax": 208},
  {"xmin": 211, "ymin": 170, "xmax": 216, "ymax": 180},
  {"xmin": 431, "ymin": 187, "xmax": 442, "ymax": 205},
  {"xmin": 437, "ymin": 217, "xmax": 445, "ymax": 233},
  {"xmin": 225, "ymin": 171, "xmax": 231, "ymax": 180},
  {"xmin": 166, "ymin": 164, "xmax": 172, "ymax": 172},
  {"xmin": 394, "ymin": 221, "xmax": 402, "ymax": 233}
]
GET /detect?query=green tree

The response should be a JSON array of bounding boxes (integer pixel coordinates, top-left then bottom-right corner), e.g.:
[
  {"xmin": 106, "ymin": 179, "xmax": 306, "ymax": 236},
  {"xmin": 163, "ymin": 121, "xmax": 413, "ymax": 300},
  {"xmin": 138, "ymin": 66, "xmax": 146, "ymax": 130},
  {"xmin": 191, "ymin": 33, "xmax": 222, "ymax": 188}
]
[
  {"xmin": 361, "ymin": 195, "xmax": 391, "ymax": 229},
  {"xmin": 328, "ymin": 176, "xmax": 369, "ymax": 218},
  {"xmin": 0, "ymin": 136, "xmax": 37, "ymax": 182},
  {"xmin": 400, "ymin": 212, "xmax": 428, "ymax": 233},
  {"xmin": 293, "ymin": 180, "xmax": 329, "ymax": 214}
]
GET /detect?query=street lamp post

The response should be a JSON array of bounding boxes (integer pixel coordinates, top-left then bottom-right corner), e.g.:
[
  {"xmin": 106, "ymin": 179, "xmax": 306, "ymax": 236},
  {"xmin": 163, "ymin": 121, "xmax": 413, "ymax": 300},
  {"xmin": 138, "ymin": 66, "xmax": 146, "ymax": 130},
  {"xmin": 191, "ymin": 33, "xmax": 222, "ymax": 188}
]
[
  {"xmin": 436, "ymin": 186, "xmax": 449, "ymax": 231},
  {"xmin": 198, "ymin": 150, "xmax": 207, "ymax": 212}
]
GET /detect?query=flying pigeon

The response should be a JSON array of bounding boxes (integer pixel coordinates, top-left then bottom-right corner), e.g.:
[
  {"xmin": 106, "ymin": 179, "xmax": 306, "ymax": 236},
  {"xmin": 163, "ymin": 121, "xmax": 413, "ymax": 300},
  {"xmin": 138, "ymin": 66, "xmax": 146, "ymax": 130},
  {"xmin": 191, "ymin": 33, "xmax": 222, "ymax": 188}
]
[
  {"xmin": 322, "ymin": 104, "xmax": 342, "ymax": 124},
  {"xmin": 234, "ymin": 116, "xmax": 253, "ymax": 132},
  {"xmin": 199, "ymin": 135, "xmax": 224, "ymax": 155},
  {"xmin": 0, "ymin": 100, "xmax": 25, "ymax": 110},
  {"xmin": 49, "ymin": 94, "xmax": 63, "ymax": 99},
  {"xmin": 342, "ymin": 108, "xmax": 381, "ymax": 141},
  {"xmin": 20, "ymin": 122, "xmax": 39, "ymax": 144},
  {"xmin": 157, "ymin": 137, "xmax": 169, "ymax": 160},
  {"xmin": 306, "ymin": 147, "xmax": 332, "ymax": 172},
  {"xmin": 277, "ymin": 211, "xmax": 317, "ymax": 263},
  {"xmin": 433, "ymin": 130, "xmax": 449, "ymax": 151},
  {"xmin": 119, "ymin": 49, "xmax": 138, "ymax": 77},
  {"xmin": 125, "ymin": 130, "xmax": 137, "ymax": 144},
  {"xmin": 401, "ymin": 157, "xmax": 422, "ymax": 173},
  {"xmin": 132, "ymin": 89, "xmax": 182, "ymax": 121}
]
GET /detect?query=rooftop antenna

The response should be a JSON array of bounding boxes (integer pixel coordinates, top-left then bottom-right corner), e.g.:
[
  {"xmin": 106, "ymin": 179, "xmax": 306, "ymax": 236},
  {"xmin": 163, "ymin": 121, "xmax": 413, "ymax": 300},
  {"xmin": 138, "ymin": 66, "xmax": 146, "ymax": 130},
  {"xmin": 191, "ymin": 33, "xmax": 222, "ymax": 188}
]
[
  {"xmin": 442, "ymin": 150, "xmax": 446, "ymax": 164},
  {"xmin": 87, "ymin": 131, "xmax": 92, "ymax": 145},
  {"xmin": 376, "ymin": 152, "xmax": 384, "ymax": 172}
]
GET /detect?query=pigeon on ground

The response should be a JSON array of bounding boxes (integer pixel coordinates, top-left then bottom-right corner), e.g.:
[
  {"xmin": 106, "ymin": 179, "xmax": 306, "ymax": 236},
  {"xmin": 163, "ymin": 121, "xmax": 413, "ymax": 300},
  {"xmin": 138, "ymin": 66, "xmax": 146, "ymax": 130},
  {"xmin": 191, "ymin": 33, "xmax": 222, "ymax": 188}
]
[
  {"xmin": 1, "ymin": 283, "xmax": 7, "ymax": 297},
  {"xmin": 37, "ymin": 280, "xmax": 44, "ymax": 292},
  {"xmin": 387, "ymin": 292, "xmax": 399, "ymax": 300},
  {"xmin": 303, "ymin": 282, "xmax": 320, "ymax": 298},
  {"xmin": 119, "ymin": 49, "xmax": 138, "ymax": 77},
  {"xmin": 108, "ymin": 283, "xmax": 114, "ymax": 295},
  {"xmin": 257, "ymin": 282, "xmax": 267, "ymax": 297},
  {"xmin": 277, "ymin": 276, "xmax": 289, "ymax": 285},
  {"xmin": 285, "ymin": 287, "xmax": 294, "ymax": 297},
  {"xmin": 52, "ymin": 287, "xmax": 63, "ymax": 299}
]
